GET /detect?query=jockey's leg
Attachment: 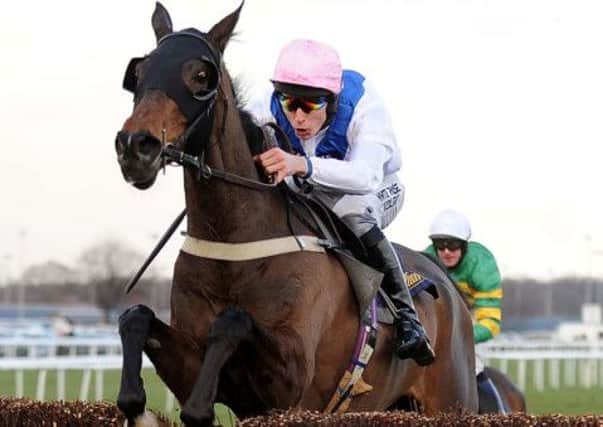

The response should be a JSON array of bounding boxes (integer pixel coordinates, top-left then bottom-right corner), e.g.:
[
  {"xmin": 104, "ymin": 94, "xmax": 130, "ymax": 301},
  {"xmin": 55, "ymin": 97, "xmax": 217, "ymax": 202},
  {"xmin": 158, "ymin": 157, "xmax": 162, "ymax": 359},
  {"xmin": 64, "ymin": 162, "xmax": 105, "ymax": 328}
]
[
  {"xmin": 319, "ymin": 175, "xmax": 435, "ymax": 366},
  {"xmin": 361, "ymin": 226, "xmax": 435, "ymax": 366},
  {"xmin": 477, "ymin": 371, "xmax": 508, "ymax": 414}
]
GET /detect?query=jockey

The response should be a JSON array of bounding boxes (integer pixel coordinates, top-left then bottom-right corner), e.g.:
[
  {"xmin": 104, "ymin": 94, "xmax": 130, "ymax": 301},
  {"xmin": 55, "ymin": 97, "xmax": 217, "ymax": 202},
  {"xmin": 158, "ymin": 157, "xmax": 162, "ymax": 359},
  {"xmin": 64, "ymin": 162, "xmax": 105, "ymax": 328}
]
[
  {"xmin": 249, "ymin": 38, "xmax": 435, "ymax": 366},
  {"xmin": 424, "ymin": 209, "xmax": 507, "ymax": 413}
]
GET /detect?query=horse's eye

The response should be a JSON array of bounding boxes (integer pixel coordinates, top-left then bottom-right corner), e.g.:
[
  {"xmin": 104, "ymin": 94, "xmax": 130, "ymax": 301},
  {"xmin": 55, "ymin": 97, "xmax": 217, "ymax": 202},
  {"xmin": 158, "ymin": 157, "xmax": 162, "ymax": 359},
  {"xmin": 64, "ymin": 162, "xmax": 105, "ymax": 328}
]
[{"xmin": 196, "ymin": 71, "xmax": 207, "ymax": 81}]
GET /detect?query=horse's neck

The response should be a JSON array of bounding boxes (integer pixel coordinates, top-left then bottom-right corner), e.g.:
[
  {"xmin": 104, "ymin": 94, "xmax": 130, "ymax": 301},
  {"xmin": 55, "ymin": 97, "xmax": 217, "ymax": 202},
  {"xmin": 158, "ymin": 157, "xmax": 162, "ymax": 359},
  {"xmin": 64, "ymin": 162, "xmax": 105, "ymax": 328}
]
[{"xmin": 184, "ymin": 96, "xmax": 288, "ymax": 242}]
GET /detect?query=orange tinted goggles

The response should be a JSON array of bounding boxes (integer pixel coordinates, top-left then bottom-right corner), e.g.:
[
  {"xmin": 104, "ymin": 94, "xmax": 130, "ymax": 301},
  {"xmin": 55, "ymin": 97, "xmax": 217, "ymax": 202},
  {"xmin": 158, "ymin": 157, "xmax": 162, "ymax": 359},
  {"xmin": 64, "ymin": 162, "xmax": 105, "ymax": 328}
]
[{"xmin": 277, "ymin": 93, "xmax": 328, "ymax": 113}]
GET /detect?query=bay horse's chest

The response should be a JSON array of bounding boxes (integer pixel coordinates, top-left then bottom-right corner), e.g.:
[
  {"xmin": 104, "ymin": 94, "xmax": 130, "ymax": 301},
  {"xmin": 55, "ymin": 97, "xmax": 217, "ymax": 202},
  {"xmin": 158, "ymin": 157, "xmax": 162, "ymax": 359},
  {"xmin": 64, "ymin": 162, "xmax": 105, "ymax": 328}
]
[{"xmin": 172, "ymin": 253, "xmax": 313, "ymax": 326}]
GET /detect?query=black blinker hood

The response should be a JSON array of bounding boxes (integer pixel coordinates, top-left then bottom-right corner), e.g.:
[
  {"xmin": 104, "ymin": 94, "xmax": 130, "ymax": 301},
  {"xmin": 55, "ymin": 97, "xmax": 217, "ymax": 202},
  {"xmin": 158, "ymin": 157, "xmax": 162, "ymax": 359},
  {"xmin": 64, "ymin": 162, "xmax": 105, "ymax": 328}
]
[{"xmin": 122, "ymin": 28, "xmax": 221, "ymax": 123}]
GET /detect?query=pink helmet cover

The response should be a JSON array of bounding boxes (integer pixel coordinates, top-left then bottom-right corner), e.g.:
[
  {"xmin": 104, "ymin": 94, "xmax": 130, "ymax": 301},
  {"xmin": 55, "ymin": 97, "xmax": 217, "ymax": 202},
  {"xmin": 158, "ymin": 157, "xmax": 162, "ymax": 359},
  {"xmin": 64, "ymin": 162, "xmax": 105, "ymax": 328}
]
[{"xmin": 272, "ymin": 39, "xmax": 343, "ymax": 95}]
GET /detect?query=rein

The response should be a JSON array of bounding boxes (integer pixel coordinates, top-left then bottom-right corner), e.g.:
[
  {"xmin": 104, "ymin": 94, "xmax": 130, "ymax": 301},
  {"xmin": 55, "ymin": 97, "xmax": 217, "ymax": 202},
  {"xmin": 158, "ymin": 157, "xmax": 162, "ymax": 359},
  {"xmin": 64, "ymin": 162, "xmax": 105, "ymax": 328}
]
[
  {"xmin": 161, "ymin": 121, "xmax": 294, "ymax": 191},
  {"xmin": 161, "ymin": 143, "xmax": 278, "ymax": 191}
]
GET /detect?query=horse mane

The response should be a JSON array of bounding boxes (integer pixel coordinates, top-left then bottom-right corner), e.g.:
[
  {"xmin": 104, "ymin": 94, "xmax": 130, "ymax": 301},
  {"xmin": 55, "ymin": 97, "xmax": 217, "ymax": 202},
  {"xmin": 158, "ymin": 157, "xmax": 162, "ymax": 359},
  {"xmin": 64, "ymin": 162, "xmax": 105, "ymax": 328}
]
[
  {"xmin": 239, "ymin": 109, "xmax": 265, "ymax": 155},
  {"xmin": 224, "ymin": 76, "xmax": 266, "ymax": 156}
]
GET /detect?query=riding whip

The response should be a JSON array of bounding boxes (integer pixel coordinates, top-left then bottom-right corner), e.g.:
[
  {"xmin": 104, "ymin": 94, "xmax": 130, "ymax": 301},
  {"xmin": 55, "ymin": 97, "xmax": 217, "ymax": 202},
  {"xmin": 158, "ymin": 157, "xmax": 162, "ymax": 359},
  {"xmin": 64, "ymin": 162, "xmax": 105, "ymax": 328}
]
[{"xmin": 124, "ymin": 208, "xmax": 186, "ymax": 294}]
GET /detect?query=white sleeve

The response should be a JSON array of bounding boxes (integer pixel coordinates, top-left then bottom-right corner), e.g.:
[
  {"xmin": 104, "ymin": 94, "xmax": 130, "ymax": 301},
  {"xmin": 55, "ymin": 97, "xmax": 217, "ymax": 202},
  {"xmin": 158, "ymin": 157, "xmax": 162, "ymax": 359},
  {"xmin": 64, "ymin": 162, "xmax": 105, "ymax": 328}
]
[
  {"xmin": 308, "ymin": 145, "xmax": 390, "ymax": 194},
  {"xmin": 307, "ymin": 80, "xmax": 401, "ymax": 194}
]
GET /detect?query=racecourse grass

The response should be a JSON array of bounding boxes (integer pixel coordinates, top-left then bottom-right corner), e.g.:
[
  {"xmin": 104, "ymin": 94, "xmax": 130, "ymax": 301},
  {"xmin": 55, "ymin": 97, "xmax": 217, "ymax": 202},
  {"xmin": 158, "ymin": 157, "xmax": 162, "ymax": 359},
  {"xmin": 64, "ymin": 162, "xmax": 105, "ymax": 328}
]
[
  {"xmin": 0, "ymin": 368, "xmax": 236, "ymax": 423},
  {"xmin": 0, "ymin": 369, "xmax": 181, "ymax": 420},
  {"xmin": 489, "ymin": 359, "xmax": 603, "ymax": 415},
  {"xmin": 1, "ymin": 363, "xmax": 603, "ymax": 420}
]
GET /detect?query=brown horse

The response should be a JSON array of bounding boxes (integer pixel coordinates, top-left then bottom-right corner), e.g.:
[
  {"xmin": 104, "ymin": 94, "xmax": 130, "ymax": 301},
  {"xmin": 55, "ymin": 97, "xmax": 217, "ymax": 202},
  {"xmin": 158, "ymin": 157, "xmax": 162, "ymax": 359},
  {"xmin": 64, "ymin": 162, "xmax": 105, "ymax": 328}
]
[
  {"xmin": 483, "ymin": 366, "xmax": 527, "ymax": 413},
  {"xmin": 114, "ymin": 3, "xmax": 478, "ymax": 426}
]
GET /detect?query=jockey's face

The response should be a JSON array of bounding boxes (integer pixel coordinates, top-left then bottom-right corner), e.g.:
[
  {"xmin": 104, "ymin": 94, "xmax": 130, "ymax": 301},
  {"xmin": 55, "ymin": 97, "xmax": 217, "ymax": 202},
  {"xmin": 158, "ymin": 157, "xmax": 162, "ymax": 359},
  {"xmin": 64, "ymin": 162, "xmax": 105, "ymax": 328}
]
[
  {"xmin": 437, "ymin": 247, "xmax": 463, "ymax": 269},
  {"xmin": 283, "ymin": 105, "xmax": 327, "ymax": 141}
]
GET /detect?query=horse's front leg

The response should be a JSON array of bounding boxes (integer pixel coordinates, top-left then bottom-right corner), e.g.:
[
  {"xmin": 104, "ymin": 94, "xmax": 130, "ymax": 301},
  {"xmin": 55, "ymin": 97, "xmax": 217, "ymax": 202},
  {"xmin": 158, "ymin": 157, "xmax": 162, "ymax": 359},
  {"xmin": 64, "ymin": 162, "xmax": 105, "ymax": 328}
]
[
  {"xmin": 117, "ymin": 304, "xmax": 155, "ymax": 423},
  {"xmin": 117, "ymin": 304, "xmax": 204, "ymax": 424},
  {"xmin": 180, "ymin": 307, "xmax": 254, "ymax": 427}
]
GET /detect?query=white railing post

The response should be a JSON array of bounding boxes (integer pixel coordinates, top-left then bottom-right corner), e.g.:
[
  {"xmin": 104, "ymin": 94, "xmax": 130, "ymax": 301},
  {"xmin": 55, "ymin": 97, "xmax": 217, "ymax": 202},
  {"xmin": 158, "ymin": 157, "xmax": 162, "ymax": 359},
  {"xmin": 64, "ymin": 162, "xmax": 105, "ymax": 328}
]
[
  {"xmin": 580, "ymin": 359, "xmax": 588, "ymax": 388},
  {"xmin": 549, "ymin": 359, "xmax": 560, "ymax": 389},
  {"xmin": 517, "ymin": 359, "xmax": 527, "ymax": 391},
  {"xmin": 79, "ymin": 369, "xmax": 92, "ymax": 401},
  {"xmin": 95, "ymin": 369, "xmax": 104, "ymax": 401},
  {"xmin": 57, "ymin": 369, "xmax": 66, "ymax": 401},
  {"xmin": 15, "ymin": 370, "xmax": 24, "ymax": 398},
  {"xmin": 588, "ymin": 359, "xmax": 599, "ymax": 388},
  {"xmin": 35, "ymin": 369, "xmax": 47, "ymax": 400},
  {"xmin": 534, "ymin": 359, "xmax": 544, "ymax": 391},
  {"xmin": 565, "ymin": 359, "xmax": 576, "ymax": 387}
]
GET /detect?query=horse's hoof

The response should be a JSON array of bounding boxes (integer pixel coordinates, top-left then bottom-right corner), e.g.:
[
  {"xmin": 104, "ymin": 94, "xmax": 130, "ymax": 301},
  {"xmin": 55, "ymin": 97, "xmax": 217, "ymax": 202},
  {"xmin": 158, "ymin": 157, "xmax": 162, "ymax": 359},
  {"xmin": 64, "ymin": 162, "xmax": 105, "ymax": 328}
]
[
  {"xmin": 180, "ymin": 405, "xmax": 214, "ymax": 427},
  {"xmin": 117, "ymin": 389, "xmax": 147, "ymax": 422}
]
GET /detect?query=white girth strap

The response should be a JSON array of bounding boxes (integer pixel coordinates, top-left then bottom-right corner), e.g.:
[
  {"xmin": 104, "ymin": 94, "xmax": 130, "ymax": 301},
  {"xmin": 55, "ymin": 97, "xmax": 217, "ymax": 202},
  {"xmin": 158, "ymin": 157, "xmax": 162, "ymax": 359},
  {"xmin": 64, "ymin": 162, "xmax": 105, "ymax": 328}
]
[{"xmin": 181, "ymin": 235, "xmax": 326, "ymax": 261}]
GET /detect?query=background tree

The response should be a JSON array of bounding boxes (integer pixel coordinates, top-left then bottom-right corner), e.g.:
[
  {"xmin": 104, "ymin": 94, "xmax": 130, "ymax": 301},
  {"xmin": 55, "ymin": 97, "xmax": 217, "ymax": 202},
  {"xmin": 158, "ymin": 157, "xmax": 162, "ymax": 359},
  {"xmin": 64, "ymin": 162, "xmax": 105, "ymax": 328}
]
[
  {"xmin": 21, "ymin": 261, "xmax": 81, "ymax": 286},
  {"xmin": 78, "ymin": 240, "xmax": 146, "ymax": 323}
]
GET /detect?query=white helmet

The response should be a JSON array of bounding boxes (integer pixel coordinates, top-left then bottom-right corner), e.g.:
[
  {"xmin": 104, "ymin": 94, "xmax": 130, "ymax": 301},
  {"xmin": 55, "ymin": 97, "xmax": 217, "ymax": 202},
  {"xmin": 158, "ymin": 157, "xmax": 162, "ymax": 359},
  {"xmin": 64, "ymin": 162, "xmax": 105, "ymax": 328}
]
[{"xmin": 429, "ymin": 209, "xmax": 472, "ymax": 241}]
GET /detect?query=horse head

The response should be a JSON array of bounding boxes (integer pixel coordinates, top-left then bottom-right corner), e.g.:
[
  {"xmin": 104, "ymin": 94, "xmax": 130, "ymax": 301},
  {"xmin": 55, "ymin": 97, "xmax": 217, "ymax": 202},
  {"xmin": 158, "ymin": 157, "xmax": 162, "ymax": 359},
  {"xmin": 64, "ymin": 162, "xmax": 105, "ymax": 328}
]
[{"xmin": 115, "ymin": 2, "xmax": 242, "ymax": 189}]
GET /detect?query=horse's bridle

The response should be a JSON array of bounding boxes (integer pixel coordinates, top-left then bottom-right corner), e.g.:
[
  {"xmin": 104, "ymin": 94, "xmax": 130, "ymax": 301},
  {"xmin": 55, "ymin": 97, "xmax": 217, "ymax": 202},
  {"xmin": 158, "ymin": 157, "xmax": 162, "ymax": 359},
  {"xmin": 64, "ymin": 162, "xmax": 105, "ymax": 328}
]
[
  {"xmin": 122, "ymin": 29, "xmax": 288, "ymax": 294},
  {"xmin": 123, "ymin": 30, "xmax": 221, "ymax": 151},
  {"xmin": 123, "ymin": 29, "xmax": 280, "ymax": 191}
]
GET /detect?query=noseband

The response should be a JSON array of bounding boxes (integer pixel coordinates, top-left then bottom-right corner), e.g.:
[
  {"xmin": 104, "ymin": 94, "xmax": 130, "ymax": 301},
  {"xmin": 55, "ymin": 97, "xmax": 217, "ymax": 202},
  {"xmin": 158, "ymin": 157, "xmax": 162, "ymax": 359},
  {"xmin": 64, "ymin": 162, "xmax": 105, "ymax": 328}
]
[{"xmin": 123, "ymin": 29, "xmax": 281, "ymax": 191}]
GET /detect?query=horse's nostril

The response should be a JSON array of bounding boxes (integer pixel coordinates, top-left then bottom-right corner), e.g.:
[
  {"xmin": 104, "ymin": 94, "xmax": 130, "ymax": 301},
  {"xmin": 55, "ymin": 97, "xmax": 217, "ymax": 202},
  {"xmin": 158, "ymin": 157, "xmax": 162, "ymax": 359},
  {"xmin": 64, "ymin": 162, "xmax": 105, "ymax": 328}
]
[
  {"xmin": 115, "ymin": 131, "xmax": 129, "ymax": 154},
  {"xmin": 137, "ymin": 135, "xmax": 162, "ymax": 157}
]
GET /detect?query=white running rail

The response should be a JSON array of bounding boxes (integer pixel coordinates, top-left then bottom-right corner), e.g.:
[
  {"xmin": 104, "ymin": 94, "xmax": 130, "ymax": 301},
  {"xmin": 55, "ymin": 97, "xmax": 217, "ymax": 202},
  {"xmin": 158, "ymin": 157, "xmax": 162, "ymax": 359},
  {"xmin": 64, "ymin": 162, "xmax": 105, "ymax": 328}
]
[
  {"xmin": 0, "ymin": 337, "xmax": 176, "ymax": 413},
  {"xmin": 478, "ymin": 339, "xmax": 603, "ymax": 391},
  {"xmin": 2, "ymin": 336, "xmax": 603, "ymax": 405}
]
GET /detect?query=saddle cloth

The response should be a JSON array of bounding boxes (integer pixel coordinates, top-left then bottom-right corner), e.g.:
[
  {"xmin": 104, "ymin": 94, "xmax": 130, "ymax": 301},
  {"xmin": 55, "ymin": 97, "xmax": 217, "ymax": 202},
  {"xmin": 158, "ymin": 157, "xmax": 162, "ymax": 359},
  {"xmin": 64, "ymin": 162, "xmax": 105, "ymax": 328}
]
[{"xmin": 375, "ymin": 271, "xmax": 437, "ymax": 325}]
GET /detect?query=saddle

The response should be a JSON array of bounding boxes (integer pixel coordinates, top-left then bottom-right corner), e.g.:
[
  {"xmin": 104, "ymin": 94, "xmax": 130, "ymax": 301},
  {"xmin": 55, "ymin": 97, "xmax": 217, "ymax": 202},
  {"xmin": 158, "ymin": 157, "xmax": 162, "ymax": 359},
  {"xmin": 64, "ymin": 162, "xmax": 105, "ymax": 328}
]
[{"xmin": 284, "ymin": 187, "xmax": 436, "ymax": 325}]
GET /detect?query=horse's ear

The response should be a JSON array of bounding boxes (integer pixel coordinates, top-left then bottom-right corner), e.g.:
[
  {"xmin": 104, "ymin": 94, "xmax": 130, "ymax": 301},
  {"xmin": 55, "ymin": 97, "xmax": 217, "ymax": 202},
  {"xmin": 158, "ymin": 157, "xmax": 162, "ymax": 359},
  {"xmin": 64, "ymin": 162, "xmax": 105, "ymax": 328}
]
[
  {"xmin": 207, "ymin": 1, "xmax": 244, "ymax": 53},
  {"xmin": 152, "ymin": 1, "xmax": 173, "ymax": 43}
]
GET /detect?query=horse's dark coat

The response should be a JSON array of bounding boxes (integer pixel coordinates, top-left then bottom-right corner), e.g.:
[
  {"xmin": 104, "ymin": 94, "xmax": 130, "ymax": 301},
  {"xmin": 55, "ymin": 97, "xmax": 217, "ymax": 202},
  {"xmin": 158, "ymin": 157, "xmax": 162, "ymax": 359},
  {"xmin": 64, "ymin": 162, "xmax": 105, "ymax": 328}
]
[{"xmin": 114, "ymin": 3, "xmax": 478, "ymax": 425}]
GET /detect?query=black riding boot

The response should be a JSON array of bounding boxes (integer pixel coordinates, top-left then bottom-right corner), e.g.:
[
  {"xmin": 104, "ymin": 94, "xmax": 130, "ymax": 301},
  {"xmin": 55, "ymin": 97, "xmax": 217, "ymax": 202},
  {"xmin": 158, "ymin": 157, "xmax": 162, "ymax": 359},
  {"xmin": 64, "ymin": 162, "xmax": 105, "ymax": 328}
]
[{"xmin": 364, "ymin": 234, "xmax": 436, "ymax": 366}]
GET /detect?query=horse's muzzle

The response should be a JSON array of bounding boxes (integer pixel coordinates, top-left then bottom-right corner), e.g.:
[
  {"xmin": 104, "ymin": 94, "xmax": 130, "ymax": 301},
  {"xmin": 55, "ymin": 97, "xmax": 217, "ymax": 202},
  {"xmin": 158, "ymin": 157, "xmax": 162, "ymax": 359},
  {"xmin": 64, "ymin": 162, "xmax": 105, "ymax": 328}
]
[
  {"xmin": 116, "ymin": 130, "xmax": 163, "ymax": 160},
  {"xmin": 115, "ymin": 130, "xmax": 163, "ymax": 188}
]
